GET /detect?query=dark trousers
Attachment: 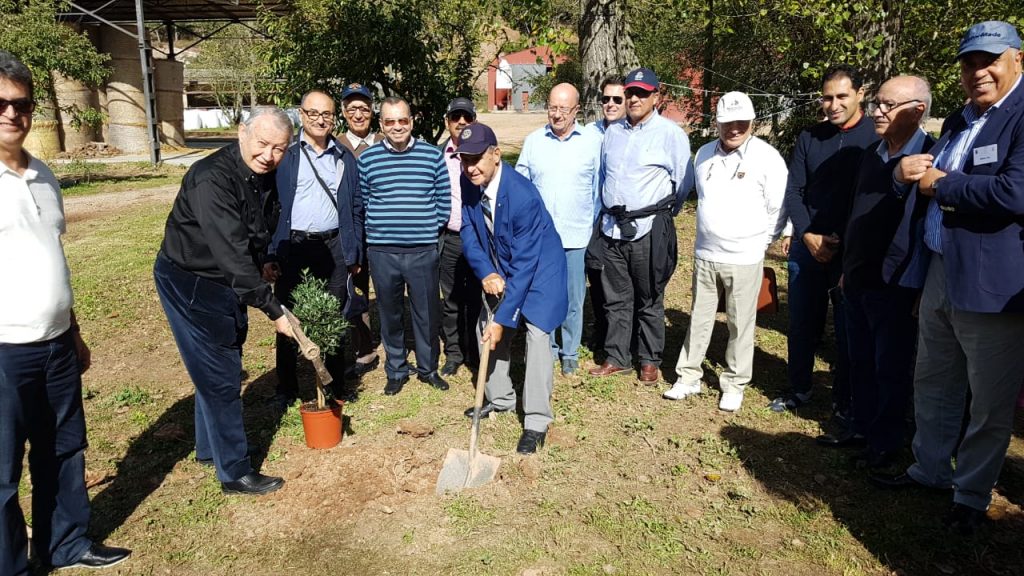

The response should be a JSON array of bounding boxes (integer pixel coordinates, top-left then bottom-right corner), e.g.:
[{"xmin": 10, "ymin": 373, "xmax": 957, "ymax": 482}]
[
  {"xmin": 274, "ymin": 233, "xmax": 348, "ymax": 398},
  {"xmin": 1, "ymin": 332, "xmax": 92, "ymax": 574},
  {"xmin": 368, "ymin": 247, "xmax": 441, "ymax": 379},
  {"xmin": 845, "ymin": 285, "xmax": 918, "ymax": 454},
  {"xmin": 586, "ymin": 267, "xmax": 607, "ymax": 354},
  {"xmin": 350, "ymin": 264, "xmax": 378, "ymax": 361},
  {"xmin": 438, "ymin": 230, "xmax": 481, "ymax": 367},
  {"xmin": 786, "ymin": 241, "xmax": 850, "ymax": 410},
  {"xmin": 600, "ymin": 231, "xmax": 675, "ymax": 368},
  {"xmin": 154, "ymin": 253, "xmax": 253, "ymax": 483}
]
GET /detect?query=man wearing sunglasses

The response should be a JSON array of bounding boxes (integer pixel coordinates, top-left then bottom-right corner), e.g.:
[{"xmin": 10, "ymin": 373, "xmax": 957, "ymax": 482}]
[
  {"xmin": 516, "ymin": 83, "xmax": 601, "ymax": 376},
  {"xmin": 587, "ymin": 76, "xmax": 627, "ymax": 136},
  {"xmin": 438, "ymin": 97, "xmax": 482, "ymax": 377},
  {"xmin": 589, "ymin": 67, "xmax": 693, "ymax": 384},
  {"xmin": 0, "ymin": 50, "xmax": 132, "ymax": 575},
  {"xmin": 338, "ymin": 83, "xmax": 383, "ymax": 379},
  {"xmin": 357, "ymin": 97, "xmax": 451, "ymax": 395},
  {"xmin": 264, "ymin": 90, "xmax": 363, "ymax": 407}
]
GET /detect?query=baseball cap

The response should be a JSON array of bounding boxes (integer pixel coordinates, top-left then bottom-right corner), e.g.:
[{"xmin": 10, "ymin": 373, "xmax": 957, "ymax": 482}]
[
  {"xmin": 446, "ymin": 97, "xmax": 476, "ymax": 118},
  {"xmin": 624, "ymin": 68, "xmax": 659, "ymax": 92},
  {"xmin": 957, "ymin": 21, "xmax": 1021, "ymax": 59},
  {"xmin": 453, "ymin": 123, "xmax": 498, "ymax": 156},
  {"xmin": 340, "ymin": 82, "xmax": 372, "ymax": 101},
  {"xmin": 716, "ymin": 91, "xmax": 756, "ymax": 123}
]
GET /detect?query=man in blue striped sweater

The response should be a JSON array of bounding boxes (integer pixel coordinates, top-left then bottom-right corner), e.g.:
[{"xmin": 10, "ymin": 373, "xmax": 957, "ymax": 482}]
[{"xmin": 358, "ymin": 96, "xmax": 451, "ymax": 394}]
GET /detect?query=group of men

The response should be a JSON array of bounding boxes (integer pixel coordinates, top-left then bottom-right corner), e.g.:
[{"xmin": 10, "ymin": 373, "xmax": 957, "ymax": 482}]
[{"xmin": 3, "ymin": 17, "xmax": 1023, "ymax": 573}]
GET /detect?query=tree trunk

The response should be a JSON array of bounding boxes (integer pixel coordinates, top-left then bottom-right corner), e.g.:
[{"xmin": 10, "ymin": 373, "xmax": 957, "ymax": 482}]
[
  {"xmin": 579, "ymin": 0, "xmax": 639, "ymax": 122},
  {"xmin": 862, "ymin": 1, "xmax": 903, "ymax": 89}
]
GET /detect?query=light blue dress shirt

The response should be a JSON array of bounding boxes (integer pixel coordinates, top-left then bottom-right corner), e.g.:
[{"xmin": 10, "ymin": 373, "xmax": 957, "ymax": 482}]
[
  {"xmin": 599, "ymin": 112, "xmax": 693, "ymax": 240},
  {"xmin": 515, "ymin": 123, "xmax": 602, "ymax": 249},
  {"xmin": 292, "ymin": 132, "xmax": 342, "ymax": 232}
]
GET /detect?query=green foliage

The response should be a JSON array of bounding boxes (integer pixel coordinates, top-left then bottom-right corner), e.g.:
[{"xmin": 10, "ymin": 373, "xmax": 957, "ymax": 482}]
[
  {"xmin": 527, "ymin": 48, "xmax": 582, "ymax": 105},
  {"xmin": 186, "ymin": 23, "xmax": 273, "ymax": 126},
  {"xmin": 289, "ymin": 269, "xmax": 348, "ymax": 359},
  {"xmin": 110, "ymin": 385, "xmax": 152, "ymax": 408}
]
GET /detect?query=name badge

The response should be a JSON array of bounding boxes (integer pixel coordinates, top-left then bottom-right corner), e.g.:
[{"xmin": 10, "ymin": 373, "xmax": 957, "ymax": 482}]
[{"xmin": 973, "ymin": 144, "xmax": 998, "ymax": 165}]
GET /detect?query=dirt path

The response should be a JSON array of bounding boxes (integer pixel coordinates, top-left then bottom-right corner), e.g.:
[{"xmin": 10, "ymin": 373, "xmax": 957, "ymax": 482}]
[{"xmin": 65, "ymin": 184, "xmax": 179, "ymax": 224}]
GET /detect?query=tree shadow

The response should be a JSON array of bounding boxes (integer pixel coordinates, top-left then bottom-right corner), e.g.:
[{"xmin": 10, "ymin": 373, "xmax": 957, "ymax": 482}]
[{"xmin": 721, "ymin": 424, "xmax": 1024, "ymax": 575}]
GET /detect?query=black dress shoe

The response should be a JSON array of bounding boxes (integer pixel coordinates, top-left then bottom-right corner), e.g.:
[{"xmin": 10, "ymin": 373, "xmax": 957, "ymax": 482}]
[
  {"xmin": 815, "ymin": 431, "xmax": 866, "ymax": 448},
  {"xmin": 516, "ymin": 429, "xmax": 546, "ymax": 454},
  {"xmin": 221, "ymin": 472, "xmax": 284, "ymax": 495},
  {"xmin": 943, "ymin": 503, "xmax": 987, "ymax": 535},
  {"xmin": 344, "ymin": 356, "xmax": 380, "ymax": 380},
  {"xmin": 849, "ymin": 448, "xmax": 896, "ymax": 469},
  {"xmin": 61, "ymin": 543, "xmax": 132, "ymax": 569},
  {"xmin": 418, "ymin": 372, "xmax": 450, "ymax": 391},
  {"xmin": 868, "ymin": 472, "xmax": 949, "ymax": 491},
  {"xmin": 383, "ymin": 375, "xmax": 409, "ymax": 396},
  {"xmin": 440, "ymin": 360, "xmax": 462, "ymax": 377},
  {"xmin": 464, "ymin": 401, "xmax": 512, "ymax": 418}
]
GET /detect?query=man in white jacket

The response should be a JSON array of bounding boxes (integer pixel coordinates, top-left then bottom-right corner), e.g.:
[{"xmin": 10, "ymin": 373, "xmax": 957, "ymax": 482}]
[{"xmin": 665, "ymin": 92, "xmax": 788, "ymax": 411}]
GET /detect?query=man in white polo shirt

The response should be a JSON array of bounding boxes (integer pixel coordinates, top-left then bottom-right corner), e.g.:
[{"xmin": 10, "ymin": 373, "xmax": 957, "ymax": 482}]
[
  {"xmin": 0, "ymin": 51, "xmax": 131, "ymax": 574},
  {"xmin": 665, "ymin": 92, "xmax": 788, "ymax": 412}
]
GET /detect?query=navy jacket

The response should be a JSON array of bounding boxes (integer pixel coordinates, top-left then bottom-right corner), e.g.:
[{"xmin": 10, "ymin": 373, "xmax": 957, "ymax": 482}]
[
  {"xmin": 270, "ymin": 136, "xmax": 363, "ymax": 268},
  {"xmin": 886, "ymin": 80, "xmax": 1024, "ymax": 312},
  {"xmin": 460, "ymin": 163, "xmax": 568, "ymax": 333}
]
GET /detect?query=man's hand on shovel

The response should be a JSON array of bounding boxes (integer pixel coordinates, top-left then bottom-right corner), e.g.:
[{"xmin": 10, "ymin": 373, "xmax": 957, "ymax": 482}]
[{"xmin": 481, "ymin": 322, "xmax": 503, "ymax": 351}]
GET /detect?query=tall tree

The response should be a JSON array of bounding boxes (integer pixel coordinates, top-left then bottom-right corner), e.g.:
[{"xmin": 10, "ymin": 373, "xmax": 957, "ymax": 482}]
[{"xmin": 579, "ymin": 0, "xmax": 638, "ymax": 108}]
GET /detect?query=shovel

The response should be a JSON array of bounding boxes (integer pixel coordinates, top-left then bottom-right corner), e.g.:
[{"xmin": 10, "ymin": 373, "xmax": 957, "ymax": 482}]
[
  {"xmin": 282, "ymin": 306, "xmax": 333, "ymax": 408},
  {"xmin": 435, "ymin": 315, "xmax": 502, "ymax": 495}
]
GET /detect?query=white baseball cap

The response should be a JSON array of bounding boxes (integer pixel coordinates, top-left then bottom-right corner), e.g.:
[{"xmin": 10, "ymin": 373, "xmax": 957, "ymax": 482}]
[{"xmin": 716, "ymin": 91, "xmax": 755, "ymax": 123}]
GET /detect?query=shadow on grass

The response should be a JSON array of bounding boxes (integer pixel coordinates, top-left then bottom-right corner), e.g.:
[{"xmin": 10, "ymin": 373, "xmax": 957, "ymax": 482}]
[
  {"xmin": 86, "ymin": 370, "xmax": 287, "ymax": 543},
  {"xmin": 722, "ymin": 424, "xmax": 1024, "ymax": 575}
]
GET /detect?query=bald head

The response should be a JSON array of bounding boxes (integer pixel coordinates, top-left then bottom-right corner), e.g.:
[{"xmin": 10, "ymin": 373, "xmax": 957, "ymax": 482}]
[
  {"xmin": 882, "ymin": 75, "xmax": 931, "ymax": 118},
  {"xmin": 547, "ymin": 83, "xmax": 580, "ymax": 139},
  {"xmin": 870, "ymin": 75, "xmax": 930, "ymax": 148}
]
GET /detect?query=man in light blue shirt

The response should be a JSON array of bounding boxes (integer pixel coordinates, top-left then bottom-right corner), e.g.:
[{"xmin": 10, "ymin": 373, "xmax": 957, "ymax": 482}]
[
  {"xmin": 586, "ymin": 76, "xmax": 626, "ymax": 136},
  {"xmin": 516, "ymin": 83, "xmax": 602, "ymax": 375},
  {"xmin": 589, "ymin": 68, "xmax": 693, "ymax": 383}
]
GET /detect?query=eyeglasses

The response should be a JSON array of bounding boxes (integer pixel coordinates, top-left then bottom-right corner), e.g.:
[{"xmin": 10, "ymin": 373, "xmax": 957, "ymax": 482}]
[
  {"xmin": 382, "ymin": 117, "xmax": 411, "ymax": 127},
  {"xmin": 345, "ymin": 106, "xmax": 372, "ymax": 116},
  {"xmin": 600, "ymin": 95, "xmax": 624, "ymax": 105},
  {"xmin": 0, "ymin": 98, "xmax": 35, "ymax": 116},
  {"xmin": 624, "ymin": 88, "xmax": 654, "ymax": 99},
  {"xmin": 546, "ymin": 105, "xmax": 577, "ymax": 115},
  {"xmin": 866, "ymin": 99, "xmax": 922, "ymax": 115},
  {"xmin": 447, "ymin": 111, "xmax": 475, "ymax": 122},
  {"xmin": 301, "ymin": 108, "xmax": 335, "ymax": 122}
]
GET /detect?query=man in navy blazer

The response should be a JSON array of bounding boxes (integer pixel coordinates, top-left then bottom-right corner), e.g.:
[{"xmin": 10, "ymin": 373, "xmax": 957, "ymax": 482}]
[
  {"xmin": 454, "ymin": 122, "xmax": 568, "ymax": 454},
  {"xmin": 264, "ymin": 90, "xmax": 363, "ymax": 405},
  {"xmin": 870, "ymin": 21, "xmax": 1024, "ymax": 535}
]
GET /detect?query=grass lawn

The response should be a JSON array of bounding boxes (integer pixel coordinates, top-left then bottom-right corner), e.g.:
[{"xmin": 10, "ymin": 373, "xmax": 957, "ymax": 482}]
[{"xmin": 23, "ymin": 192, "xmax": 1024, "ymax": 575}]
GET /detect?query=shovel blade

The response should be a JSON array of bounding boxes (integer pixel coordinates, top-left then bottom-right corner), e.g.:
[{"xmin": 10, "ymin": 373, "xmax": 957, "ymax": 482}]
[{"xmin": 435, "ymin": 448, "xmax": 501, "ymax": 495}]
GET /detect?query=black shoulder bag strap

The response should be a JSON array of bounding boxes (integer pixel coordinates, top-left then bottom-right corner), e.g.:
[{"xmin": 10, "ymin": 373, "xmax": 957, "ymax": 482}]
[{"xmin": 298, "ymin": 142, "xmax": 339, "ymax": 212}]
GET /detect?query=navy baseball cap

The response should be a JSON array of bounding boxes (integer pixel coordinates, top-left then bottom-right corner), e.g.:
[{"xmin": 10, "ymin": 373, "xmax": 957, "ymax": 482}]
[
  {"xmin": 453, "ymin": 122, "xmax": 497, "ymax": 156},
  {"xmin": 340, "ymin": 82, "xmax": 372, "ymax": 101},
  {"xmin": 624, "ymin": 67, "xmax": 659, "ymax": 92},
  {"xmin": 957, "ymin": 21, "xmax": 1021, "ymax": 59},
  {"xmin": 446, "ymin": 97, "xmax": 476, "ymax": 118}
]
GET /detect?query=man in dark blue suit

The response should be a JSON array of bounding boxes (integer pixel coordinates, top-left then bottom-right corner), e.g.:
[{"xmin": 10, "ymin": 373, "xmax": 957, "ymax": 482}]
[
  {"xmin": 264, "ymin": 90, "xmax": 363, "ymax": 406},
  {"xmin": 870, "ymin": 21, "xmax": 1024, "ymax": 535},
  {"xmin": 454, "ymin": 123, "xmax": 568, "ymax": 454}
]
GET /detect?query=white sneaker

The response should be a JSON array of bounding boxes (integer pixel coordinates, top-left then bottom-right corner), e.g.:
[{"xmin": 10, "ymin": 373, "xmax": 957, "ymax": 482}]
[
  {"xmin": 663, "ymin": 381, "xmax": 701, "ymax": 400},
  {"xmin": 719, "ymin": 391, "xmax": 744, "ymax": 412}
]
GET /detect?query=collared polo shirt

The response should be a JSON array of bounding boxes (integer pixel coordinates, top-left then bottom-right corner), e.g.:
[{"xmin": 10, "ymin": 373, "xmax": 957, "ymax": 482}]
[
  {"xmin": 292, "ymin": 131, "xmax": 343, "ymax": 232},
  {"xmin": 345, "ymin": 130, "xmax": 378, "ymax": 151},
  {"xmin": 600, "ymin": 112, "xmax": 692, "ymax": 240},
  {"xmin": 693, "ymin": 135, "xmax": 788, "ymax": 265},
  {"xmin": 515, "ymin": 123, "xmax": 601, "ymax": 249},
  {"xmin": 0, "ymin": 153, "xmax": 73, "ymax": 343},
  {"xmin": 442, "ymin": 137, "xmax": 463, "ymax": 232}
]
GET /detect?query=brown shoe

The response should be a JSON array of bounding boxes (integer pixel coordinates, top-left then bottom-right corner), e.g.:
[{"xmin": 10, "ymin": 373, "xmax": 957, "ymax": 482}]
[
  {"xmin": 588, "ymin": 361, "xmax": 630, "ymax": 377},
  {"xmin": 638, "ymin": 364, "xmax": 659, "ymax": 383}
]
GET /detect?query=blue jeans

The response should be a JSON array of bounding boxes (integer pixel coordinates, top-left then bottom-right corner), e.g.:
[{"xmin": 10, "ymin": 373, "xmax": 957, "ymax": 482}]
[
  {"xmin": 154, "ymin": 253, "xmax": 254, "ymax": 483},
  {"xmin": 786, "ymin": 241, "xmax": 850, "ymax": 410},
  {"xmin": 552, "ymin": 248, "xmax": 586, "ymax": 362},
  {"xmin": 1, "ymin": 331, "xmax": 93, "ymax": 574}
]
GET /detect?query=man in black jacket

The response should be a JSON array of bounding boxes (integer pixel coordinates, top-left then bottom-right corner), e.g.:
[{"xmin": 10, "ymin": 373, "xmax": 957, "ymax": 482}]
[
  {"xmin": 771, "ymin": 65, "xmax": 878, "ymax": 421},
  {"xmin": 154, "ymin": 106, "xmax": 296, "ymax": 496}
]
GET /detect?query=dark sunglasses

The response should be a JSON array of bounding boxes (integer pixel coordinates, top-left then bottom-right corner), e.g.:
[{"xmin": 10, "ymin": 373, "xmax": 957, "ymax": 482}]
[
  {"xmin": 447, "ymin": 110, "xmax": 475, "ymax": 122},
  {"xmin": 0, "ymin": 98, "xmax": 35, "ymax": 116},
  {"xmin": 600, "ymin": 95, "xmax": 624, "ymax": 105}
]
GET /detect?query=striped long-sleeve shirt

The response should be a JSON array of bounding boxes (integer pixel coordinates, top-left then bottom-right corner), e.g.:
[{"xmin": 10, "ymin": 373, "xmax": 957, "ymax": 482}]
[{"xmin": 357, "ymin": 139, "xmax": 451, "ymax": 250}]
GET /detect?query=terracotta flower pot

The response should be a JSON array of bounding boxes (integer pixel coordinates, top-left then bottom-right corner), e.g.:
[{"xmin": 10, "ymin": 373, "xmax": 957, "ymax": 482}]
[{"xmin": 299, "ymin": 401, "xmax": 343, "ymax": 449}]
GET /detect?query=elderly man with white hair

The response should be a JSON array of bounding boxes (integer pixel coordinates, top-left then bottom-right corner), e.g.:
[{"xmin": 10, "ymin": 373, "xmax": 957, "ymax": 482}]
[{"xmin": 665, "ymin": 92, "xmax": 788, "ymax": 412}]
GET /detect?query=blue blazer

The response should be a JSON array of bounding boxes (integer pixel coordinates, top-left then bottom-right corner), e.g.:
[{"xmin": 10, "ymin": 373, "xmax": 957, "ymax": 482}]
[
  {"xmin": 887, "ymin": 81, "xmax": 1024, "ymax": 312},
  {"xmin": 270, "ymin": 136, "xmax": 364, "ymax": 267},
  {"xmin": 460, "ymin": 163, "xmax": 568, "ymax": 332}
]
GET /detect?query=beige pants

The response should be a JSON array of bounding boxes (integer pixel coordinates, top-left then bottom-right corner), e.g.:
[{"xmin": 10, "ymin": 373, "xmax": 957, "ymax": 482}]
[{"xmin": 675, "ymin": 258, "xmax": 762, "ymax": 395}]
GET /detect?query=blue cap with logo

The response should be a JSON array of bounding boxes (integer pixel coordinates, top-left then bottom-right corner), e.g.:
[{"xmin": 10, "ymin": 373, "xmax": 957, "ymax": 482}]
[
  {"xmin": 957, "ymin": 21, "xmax": 1021, "ymax": 59},
  {"xmin": 624, "ymin": 67, "xmax": 659, "ymax": 92},
  {"xmin": 453, "ymin": 122, "xmax": 498, "ymax": 156},
  {"xmin": 340, "ymin": 82, "xmax": 372, "ymax": 101}
]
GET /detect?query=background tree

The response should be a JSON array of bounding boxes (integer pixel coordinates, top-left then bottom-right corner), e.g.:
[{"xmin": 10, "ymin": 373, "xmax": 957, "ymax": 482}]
[
  {"xmin": 578, "ymin": 0, "xmax": 638, "ymax": 109},
  {"xmin": 186, "ymin": 23, "xmax": 272, "ymax": 125}
]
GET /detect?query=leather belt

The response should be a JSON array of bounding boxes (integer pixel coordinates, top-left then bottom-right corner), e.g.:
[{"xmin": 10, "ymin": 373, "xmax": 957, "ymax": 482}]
[{"xmin": 290, "ymin": 229, "xmax": 339, "ymax": 242}]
